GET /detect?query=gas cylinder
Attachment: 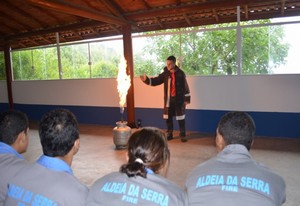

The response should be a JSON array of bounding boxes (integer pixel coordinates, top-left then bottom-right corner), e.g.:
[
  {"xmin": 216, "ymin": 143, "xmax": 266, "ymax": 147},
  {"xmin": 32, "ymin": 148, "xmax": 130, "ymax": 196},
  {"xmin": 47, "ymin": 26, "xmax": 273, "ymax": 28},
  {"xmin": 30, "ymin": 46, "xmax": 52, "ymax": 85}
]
[{"xmin": 113, "ymin": 121, "xmax": 131, "ymax": 150}]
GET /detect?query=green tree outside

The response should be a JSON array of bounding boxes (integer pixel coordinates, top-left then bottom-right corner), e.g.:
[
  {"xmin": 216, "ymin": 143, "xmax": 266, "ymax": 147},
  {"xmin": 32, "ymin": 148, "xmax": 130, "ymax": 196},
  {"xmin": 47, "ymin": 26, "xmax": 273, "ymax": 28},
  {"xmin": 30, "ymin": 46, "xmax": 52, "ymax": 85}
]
[
  {"xmin": 134, "ymin": 20, "xmax": 289, "ymax": 76},
  {"xmin": 0, "ymin": 52, "xmax": 5, "ymax": 80},
  {"xmin": 1, "ymin": 20, "xmax": 290, "ymax": 80}
]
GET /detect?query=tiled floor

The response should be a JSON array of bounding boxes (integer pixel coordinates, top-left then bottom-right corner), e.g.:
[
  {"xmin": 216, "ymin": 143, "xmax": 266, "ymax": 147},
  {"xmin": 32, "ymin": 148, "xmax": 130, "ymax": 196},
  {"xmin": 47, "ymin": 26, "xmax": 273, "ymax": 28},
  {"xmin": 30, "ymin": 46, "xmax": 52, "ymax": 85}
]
[{"xmin": 24, "ymin": 123, "xmax": 300, "ymax": 206}]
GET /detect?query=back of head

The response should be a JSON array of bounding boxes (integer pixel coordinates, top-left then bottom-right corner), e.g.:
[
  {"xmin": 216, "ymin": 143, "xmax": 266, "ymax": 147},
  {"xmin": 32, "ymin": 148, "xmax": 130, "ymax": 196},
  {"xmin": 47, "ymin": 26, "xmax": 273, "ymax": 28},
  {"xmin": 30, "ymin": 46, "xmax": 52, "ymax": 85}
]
[
  {"xmin": 39, "ymin": 109, "xmax": 79, "ymax": 157},
  {"xmin": 0, "ymin": 110, "xmax": 28, "ymax": 145},
  {"xmin": 217, "ymin": 111, "xmax": 256, "ymax": 150},
  {"xmin": 120, "ymin": 127, "xmax": 170, "ymax": 178},
  {"xmin": 167, "ymin": 55, "xmax": 176, "ymax": 63}
]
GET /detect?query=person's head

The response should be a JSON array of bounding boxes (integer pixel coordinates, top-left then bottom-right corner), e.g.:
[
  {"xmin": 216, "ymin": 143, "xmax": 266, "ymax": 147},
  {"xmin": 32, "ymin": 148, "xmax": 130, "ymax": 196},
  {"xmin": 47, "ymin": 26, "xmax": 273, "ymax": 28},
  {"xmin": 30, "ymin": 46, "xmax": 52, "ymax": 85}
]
[
  {"xmin": 166, "ymin": 55, "xmax": 176, "ymax": 72},
  {"xmin": 216, "ymin": 111, "xmax": 256, "ymax": 152},
  {"xmin": 39, "ymin": 109, "xmax": 80, "ymax": 158},
  {"xmin": 120, "ymin": 127, "xmax": 170, "ymax": 178},
  {"xmin": 0, "ymin": 110, "xmax": 29, "ymax": 153}
]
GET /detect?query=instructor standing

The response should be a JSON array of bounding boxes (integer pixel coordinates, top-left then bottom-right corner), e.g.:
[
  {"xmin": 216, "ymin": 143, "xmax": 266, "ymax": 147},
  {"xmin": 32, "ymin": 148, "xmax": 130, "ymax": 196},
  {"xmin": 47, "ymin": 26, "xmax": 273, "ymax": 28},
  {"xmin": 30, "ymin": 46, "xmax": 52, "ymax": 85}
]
[{"xmin": 140, "ymin": 55, "xmax": 191, "ymax": 142}]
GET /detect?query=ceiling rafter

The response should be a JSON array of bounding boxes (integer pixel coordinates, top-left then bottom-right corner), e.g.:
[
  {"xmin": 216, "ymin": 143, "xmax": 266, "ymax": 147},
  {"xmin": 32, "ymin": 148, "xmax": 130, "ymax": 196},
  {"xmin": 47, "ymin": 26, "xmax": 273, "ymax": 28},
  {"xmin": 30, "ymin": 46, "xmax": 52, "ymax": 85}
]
[
  {"xmin": 32, "ymin": 5, "xmax": 62, "ymax": 25},
  {"xmin": 155, "ymin": 17, "xmax": 164, "ymax": 28},
  {"xmin": 244, "ymin": 5, "xmax": 249, "ymax": 19},
  {"xmin": 4, "ymin": 0, "xmax": 46, "ymax": 28},
  {"xmin": 41, "ymin": 36, "xmax": 53, "ymax": 44},
  {"xmin": 212, "ymin": 9, "xmax": 219, "ymax": 22},
  {"xmin": 109, "ymin": 24, "xmax": 121, "ymax": 34},
  {"xmin": 0, "ymin": 9, "xmax": 34, "ymax": 31},
  {"xmin": 125, "ymin": 0, "xmax": 266, "ymax": 20},
  {"xmin": 24, "ymin": 38, "xmax": 40, "ymax": 47},
  {"xmin": 175, "ymin": 0, "xmax": 182, "ymax": 6},
  {"xmin": 0, "ymin": 16, "xmax": 21, "ymax": 33},
  {"xmin": 98, "ymin": 0, "xmax": 126, "ymax": 19},
  {"xmin": 140, "ymin": 0, "xmax": 152, "ymax": 9},
  {"xmin": 183, "ymin": 13, "xmax": 192, "ymax": 26},
  {"xmin": 281, "ymin": 0, "xmax": 286, "ymax": 15},
  {"xmin": 24, "ymin": 0, "xmax": 129, "ymax": 26},
  {"xmin": 5, "ymin": 20, "xmax": 102, "ymax": 41}
]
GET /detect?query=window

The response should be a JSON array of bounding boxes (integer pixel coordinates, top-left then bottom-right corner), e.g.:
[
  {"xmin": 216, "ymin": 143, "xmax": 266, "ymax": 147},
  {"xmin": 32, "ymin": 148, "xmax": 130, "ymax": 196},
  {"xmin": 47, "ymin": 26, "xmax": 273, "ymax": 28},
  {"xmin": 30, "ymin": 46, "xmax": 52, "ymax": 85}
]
[
  {"xmin": 12, "ymin": 47, "xmax": 58, "ymax": 80},
  {"xmin": 7, "ymin": 15, "xmax": 300, "ymax": 80},
  {"xmin": 0, "ymin": 52, "xmax": 5, "ymax": 80}
]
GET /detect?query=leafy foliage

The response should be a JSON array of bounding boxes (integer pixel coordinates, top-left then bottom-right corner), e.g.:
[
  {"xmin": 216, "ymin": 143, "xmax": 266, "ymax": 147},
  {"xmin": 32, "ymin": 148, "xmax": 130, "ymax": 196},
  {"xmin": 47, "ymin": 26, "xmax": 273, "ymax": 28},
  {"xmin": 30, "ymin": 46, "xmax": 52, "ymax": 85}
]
[
  {"xmin": 0, "ymin": 20, "xmax": 289, "ymax": 80},
  {"xmin": 134, "ymin": 20, "xmax": 289, "ymax": 76}
]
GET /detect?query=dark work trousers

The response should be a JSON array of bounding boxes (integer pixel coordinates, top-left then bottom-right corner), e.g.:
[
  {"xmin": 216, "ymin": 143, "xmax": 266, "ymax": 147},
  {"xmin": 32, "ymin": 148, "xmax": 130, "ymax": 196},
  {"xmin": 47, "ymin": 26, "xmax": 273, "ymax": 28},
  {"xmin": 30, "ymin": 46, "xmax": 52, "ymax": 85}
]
[{"xmin": 166, "ymin": 97, "xmax": 186, "ymax": 137}]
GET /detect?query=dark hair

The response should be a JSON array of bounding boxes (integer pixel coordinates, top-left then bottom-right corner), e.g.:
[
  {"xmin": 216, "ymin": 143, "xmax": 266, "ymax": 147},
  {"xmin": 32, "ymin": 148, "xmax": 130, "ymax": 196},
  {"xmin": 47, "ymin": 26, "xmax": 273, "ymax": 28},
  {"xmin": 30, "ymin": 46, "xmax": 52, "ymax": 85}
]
[
  {"xmin": 167, "ymin": 55, "xmax": 176, "ymax": 63},
  {"xmin": 0, "ymin": 110, "xmax": 29, "ymax": 145},
  {"xmin": 217, "ymin": 111, "xmax": 256, "ymax": 150},
  {"xmin": 39, "ymin": 109, "xmax": 79, "ymax": 157},
  {"xmin": 120, "ymin": 127, "xmax": 170, "ymax": 178}
]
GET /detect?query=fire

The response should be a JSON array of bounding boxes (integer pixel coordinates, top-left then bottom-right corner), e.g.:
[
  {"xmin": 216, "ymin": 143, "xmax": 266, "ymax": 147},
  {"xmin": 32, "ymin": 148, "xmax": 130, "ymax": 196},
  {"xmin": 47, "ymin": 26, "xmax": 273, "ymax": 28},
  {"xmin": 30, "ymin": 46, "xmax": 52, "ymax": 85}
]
[{"xmin": 117, "ymin": 56, "xmax": 131, "ymax": 115}]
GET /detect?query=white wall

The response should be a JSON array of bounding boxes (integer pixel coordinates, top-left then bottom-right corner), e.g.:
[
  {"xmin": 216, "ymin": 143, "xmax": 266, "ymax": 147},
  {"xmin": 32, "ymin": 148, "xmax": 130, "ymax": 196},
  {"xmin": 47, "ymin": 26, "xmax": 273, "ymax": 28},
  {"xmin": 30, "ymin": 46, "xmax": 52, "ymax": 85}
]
[
  {"xmin": 1, "ymin": 74, "xmax": 300, "ymax": 113},
  {"xmin": 135, "ymin": 74, "xmax": 300, "ymax": 113}
]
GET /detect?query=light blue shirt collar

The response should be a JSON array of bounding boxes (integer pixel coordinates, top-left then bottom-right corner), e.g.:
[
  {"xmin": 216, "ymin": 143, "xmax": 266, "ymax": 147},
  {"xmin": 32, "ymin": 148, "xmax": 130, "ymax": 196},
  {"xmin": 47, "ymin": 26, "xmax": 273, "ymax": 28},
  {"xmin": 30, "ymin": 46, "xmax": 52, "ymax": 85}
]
[
  {"xmin": 146, "ymin": 168, "xmax": 154, "ymax": 174},
  {"xmin": 37, "ymin": 155, "xmax": 73, "ymax": 175},
  {"xmin": 0, "ymin": 142, "xmax": 24, "ymax": 159}
]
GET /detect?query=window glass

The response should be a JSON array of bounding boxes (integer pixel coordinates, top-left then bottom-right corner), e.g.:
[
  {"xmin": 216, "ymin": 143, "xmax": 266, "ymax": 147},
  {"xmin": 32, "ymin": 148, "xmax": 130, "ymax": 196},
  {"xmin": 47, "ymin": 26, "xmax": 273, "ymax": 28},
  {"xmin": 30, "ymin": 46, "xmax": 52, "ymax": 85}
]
[
  {"xmin": 12, "ymin": 47, "xmax": 58, "ymax": 80},
  {"xmin": 133, "ymin": 27, "xmax": 237, "ymax": 76},
  {"xmin": 60, "ymin": 44, "xmax": 89, "ymax": 79},
  {"xmin": 8, "ymin": 15, "xmax": 300, "ymax": 80},
  {"xmin": 271, "ymin": 22, "xmax": 300, "ymax": 74},
  {"xmin": 0, "ymin": 52, "xmax": 5, "ymax": 80},
  {"xmin": 89, "ymin": 40, "xmax": 123, "ymax": 78}
]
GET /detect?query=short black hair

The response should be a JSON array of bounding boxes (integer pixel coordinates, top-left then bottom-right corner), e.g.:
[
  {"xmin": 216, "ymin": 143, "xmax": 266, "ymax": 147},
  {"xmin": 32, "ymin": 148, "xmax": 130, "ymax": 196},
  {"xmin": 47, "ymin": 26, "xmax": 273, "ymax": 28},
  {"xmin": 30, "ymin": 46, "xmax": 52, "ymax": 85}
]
[
  {"xmin": 39, "ymin": 109, "xmax": 79, "ymax": 157},
  {"xmin": 0, "ymin": 110, "xmax": 28, "ymax": 145},
  {"xmin": 217, "ymin": 111, "xmax": 256, "ymax": 150},
  {"xmin": 167, "ymin": 55, "xmax": 176, "ymax": 63}
]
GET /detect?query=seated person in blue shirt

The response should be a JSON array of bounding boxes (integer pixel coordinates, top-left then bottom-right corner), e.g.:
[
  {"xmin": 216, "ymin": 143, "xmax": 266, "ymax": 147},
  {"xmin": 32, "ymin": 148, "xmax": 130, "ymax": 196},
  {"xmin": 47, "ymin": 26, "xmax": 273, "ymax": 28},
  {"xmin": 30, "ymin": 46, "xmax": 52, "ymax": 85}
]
[
  {"xmin": 4, "ymin": 109, "xmax": 88, "ymax": 206},
  {"xmin": 86, "ymin": 127, "xmax": 188, "ymax": 206},
  {"xmin": 0, "ymin": 110, "xmax": 29, "ymax": 206},
  {"xmin": 185, "ymin": 111, "xmax": 286, "ymax": 206}
]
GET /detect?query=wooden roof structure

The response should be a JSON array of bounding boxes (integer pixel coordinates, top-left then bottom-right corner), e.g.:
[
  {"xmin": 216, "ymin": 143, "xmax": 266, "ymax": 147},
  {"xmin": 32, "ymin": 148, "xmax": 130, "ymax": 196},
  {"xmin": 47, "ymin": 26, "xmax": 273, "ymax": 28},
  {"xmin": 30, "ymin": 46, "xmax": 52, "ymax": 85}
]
[{"xmin": 1, "ymin": 0, "xmax": 300, "ymax": 51}]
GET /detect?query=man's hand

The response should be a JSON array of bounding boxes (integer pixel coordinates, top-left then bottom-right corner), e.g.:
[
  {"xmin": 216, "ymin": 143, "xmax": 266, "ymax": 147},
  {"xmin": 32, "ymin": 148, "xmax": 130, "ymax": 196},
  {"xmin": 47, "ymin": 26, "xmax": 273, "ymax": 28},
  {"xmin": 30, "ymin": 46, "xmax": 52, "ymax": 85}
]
[{"xmin": 140, "ymin": 73, "xmax": 146, "ymax": 82}]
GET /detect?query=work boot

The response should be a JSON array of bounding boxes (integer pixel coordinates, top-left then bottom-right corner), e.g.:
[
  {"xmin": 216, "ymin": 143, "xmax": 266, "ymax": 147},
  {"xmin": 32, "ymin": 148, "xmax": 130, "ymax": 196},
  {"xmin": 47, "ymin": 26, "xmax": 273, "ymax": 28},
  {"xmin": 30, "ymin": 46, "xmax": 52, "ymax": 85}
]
[
  {"xmin": 167, "ymin": 133, "xmax": 173, "ymax": 141},
  {"xmin": 181, "ymin": 137, "xmax": 188, "ymax": 142},
  {"xmin": 180, "ymin": 132, "xmax": 187, "ymax": 142}
]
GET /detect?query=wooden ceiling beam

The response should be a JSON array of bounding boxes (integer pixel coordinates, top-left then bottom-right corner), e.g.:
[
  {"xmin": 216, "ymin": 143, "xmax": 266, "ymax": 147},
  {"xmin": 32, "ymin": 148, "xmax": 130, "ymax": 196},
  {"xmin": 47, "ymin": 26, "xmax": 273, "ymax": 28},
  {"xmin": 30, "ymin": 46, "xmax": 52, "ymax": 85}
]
[
  {"xmin": 0, "ymin": 16, "xmax": 21, "ymax": 33},
  {"xmin": 140, "ymin": 0, "xmax": 151, "ymax": 9},
  {"xmin": 155, "ymin": 17, "xmax": 164, "ymax": 29},
  {"xmin": 212, "ymin": 9, "xmax": 219, "ymax": 22},
  {"xmin": 5, "ymin": 20, "xmax": 103, "ymax": 41},
  {"xmin": 281, "ymin": 0, "xmax": 286, "ymax": 15},
  {"xmin": 0, "ymin": 9, "xmax": 35, "ymax": 31},
  {"xmin": 98, "ymin": 0, "xmax": 126, "ymax": 19},
  {"xmin": 244, "ymin": 5, "xmax": 249, "ymax": 19},
  {"xmin": 5, "ymin": 1, "xmax": 46, "ymax": 28},
  {"xmin": 39, "ymin": 36, "xmax": 52, "ymax": 44},
  {"xmin": 175, "ymin": 0, "xmax": 182, "ymax": 6},
  {"xmin": 34, "ymin": 6, "xmax": 62, "ymax": 25},
  {"xmin": 24, "ymin": 0, "xmax": 129, "ymax": 26},
  {"xmin": 125, "ymin": 0, "xmax": 266, "ymax": 20},
  {"xmin": 183, "ymin": 14, "xmax": 192, "ymax": 26},
  {"xmin": 110, "ymin": 25, "xmax": 121, "ymax": 34}
]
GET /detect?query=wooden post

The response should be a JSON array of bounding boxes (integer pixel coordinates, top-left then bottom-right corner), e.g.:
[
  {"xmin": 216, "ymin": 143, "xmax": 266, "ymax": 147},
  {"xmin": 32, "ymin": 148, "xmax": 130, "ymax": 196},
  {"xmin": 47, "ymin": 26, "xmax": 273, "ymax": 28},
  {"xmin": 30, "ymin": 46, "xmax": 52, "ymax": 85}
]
[
  {"xmin": 4, "ymin": 44, "xmax": 14, "ymax": 110},
  {"xmin": 122, "ymin": 25, "xmax": 136, "ymax": 128}
]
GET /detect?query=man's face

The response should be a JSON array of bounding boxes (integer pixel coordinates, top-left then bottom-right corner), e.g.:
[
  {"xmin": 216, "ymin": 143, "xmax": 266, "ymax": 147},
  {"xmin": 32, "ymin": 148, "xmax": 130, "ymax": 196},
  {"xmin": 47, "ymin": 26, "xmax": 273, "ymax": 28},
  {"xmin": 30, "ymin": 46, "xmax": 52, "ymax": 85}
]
[{"xmin": 166, "ymin": 60, "xmax": 175, "ymax": 72}]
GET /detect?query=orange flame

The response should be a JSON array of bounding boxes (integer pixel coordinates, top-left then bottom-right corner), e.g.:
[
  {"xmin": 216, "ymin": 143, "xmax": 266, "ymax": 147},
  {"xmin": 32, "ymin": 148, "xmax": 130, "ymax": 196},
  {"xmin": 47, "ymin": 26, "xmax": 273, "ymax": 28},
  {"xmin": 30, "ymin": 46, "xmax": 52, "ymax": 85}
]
[{"xmin": 117, "ymin": 56, "xmax": 131, "ymax": 114}]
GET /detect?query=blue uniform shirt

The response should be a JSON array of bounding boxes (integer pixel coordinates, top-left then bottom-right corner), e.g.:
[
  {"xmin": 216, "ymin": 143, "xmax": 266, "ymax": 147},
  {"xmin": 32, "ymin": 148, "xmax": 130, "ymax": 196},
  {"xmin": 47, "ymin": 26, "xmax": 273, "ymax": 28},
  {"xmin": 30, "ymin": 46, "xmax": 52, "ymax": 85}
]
[
  {"xmin": 86, "ymin": 171, "xmax": 187, "ymax": 206},
  {"xmin": 185, "ymin": 144, "xmax": 286, "ymax": 206},
  {"xmin": 0, "ymin": 142, "xmax": 27, "ymax": 206},
  {"xmin": 4, "ymin": 155, "xmax": 88, "ymax": 206}
]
